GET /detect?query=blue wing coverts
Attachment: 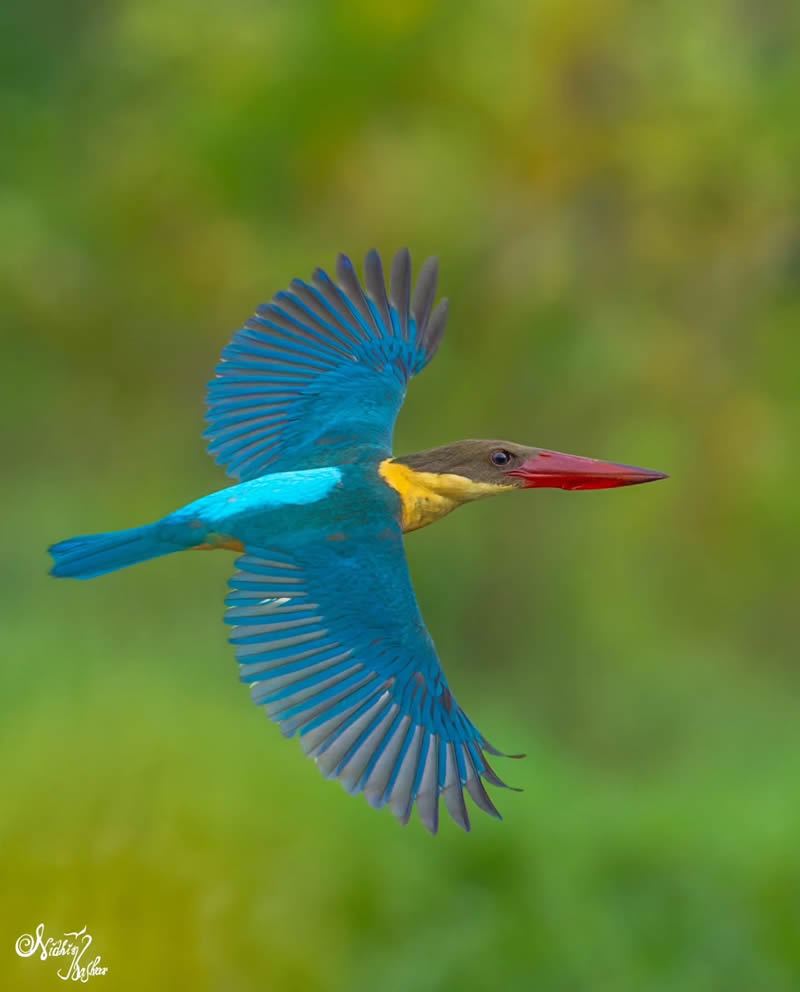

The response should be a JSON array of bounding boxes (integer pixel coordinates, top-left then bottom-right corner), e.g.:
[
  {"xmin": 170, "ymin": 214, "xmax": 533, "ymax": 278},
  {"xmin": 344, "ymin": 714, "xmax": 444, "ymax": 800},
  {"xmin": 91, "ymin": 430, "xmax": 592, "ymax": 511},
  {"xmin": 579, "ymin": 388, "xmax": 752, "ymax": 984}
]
[
  {"xmin": 226, "ymin": 528, "xmax": 517, "ymax": 833},
  {"xmin": 205, "ymin": 249, "xmax": 449, "ymax": 481}
]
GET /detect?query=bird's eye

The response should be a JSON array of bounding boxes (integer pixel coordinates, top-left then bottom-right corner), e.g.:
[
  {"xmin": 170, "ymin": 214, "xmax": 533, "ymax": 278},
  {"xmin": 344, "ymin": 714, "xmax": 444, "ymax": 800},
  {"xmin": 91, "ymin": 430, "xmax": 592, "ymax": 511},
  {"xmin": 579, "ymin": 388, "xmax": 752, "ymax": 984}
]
[{"xmin": 491, "ymin": 449, "xmax": 513, "ymax": 467}]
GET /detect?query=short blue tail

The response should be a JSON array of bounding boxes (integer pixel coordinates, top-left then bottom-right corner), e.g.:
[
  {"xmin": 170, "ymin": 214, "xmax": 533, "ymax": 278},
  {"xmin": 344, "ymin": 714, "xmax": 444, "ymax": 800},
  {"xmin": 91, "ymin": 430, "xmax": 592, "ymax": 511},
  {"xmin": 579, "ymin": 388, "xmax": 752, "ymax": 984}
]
[{"xmin": 49, "ymin": 524, "xmax": 177, "ymax": 580}]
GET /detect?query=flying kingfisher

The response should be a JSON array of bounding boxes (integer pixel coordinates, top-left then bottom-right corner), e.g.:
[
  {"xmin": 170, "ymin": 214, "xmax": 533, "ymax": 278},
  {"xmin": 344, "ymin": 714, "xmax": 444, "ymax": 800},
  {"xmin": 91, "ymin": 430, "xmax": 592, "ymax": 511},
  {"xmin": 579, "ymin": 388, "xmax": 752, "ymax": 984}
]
[{"xmin": 49, "ymin": 249, "xmax": 667, "ymax": 833}]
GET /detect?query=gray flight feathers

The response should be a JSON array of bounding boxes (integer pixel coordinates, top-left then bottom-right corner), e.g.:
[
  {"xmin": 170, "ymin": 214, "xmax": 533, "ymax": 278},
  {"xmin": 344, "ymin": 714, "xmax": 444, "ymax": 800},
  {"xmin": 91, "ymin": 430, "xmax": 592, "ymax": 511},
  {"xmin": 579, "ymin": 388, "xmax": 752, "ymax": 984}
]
[{"xmin": 337, "ymin": 248, "xmax": 449, "ymax": 363}]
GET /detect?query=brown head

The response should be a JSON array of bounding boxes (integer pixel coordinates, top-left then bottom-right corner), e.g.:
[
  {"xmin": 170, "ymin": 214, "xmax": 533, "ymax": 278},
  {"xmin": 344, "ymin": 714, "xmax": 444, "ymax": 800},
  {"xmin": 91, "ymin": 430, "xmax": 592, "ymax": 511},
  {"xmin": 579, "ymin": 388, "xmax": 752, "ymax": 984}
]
[{"xmin": 381, "ymin": 439, "xmax": 667, "ymax": 532}]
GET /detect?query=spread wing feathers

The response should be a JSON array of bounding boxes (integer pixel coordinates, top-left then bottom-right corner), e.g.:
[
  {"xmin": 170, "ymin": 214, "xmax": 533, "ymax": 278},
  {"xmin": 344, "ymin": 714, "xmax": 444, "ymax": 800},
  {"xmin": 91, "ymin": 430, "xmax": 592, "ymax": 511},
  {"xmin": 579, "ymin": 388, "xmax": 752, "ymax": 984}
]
[
  {"xmin": 224, "ymin": 533, "xmax": 520, "ymax": 833},
  {"xmin": 205, "ymin": 249, "xmax": 449, "ymax": 482}
]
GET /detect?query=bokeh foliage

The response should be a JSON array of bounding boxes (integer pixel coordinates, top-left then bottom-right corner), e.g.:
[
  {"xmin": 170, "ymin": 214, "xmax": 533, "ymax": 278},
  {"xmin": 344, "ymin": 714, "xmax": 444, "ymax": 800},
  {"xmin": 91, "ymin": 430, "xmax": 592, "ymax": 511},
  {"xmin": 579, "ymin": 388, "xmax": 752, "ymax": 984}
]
[{"xmin": 3, "ymin": 0, "xmax": 800, "ymax": 989}]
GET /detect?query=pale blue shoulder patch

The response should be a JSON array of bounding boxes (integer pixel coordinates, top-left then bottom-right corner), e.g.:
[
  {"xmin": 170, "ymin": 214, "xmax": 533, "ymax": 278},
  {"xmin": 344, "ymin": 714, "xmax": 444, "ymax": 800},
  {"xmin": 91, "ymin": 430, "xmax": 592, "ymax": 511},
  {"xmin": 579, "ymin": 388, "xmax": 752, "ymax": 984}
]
[
  {"xmin": 168, "ymin": 467, "xmax": 343, "ymax": 532},
  {"xmin": 238, "ymin": 466, "xmax": 343, "ymax": 507}
]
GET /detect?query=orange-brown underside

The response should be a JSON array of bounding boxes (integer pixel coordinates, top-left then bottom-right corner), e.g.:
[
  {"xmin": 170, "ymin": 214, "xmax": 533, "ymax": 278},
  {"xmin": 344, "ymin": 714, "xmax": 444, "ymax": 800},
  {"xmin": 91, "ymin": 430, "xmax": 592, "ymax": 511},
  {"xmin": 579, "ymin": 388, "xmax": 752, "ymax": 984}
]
[{"xmin": 191, "ymin": 535, "xmax": 245, "ymax": 552}]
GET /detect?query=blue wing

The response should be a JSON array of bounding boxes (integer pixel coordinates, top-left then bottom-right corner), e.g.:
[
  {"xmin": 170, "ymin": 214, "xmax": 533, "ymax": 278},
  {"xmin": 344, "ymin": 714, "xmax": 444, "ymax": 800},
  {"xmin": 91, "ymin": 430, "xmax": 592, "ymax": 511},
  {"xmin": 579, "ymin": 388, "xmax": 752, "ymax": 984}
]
[
  {"xmin": 205, "ymin": 249, "xmax": 449, "ymax": 481},
  {"xmin": 225, "ymin": 526, "xmax": 519, "ymax": 833}
]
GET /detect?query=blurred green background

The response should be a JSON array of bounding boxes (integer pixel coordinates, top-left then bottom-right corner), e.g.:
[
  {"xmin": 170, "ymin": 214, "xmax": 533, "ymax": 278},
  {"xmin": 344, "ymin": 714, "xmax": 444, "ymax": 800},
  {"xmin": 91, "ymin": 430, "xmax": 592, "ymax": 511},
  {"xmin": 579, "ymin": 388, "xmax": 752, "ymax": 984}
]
[{"xmin": 3, "ymin": 0, "xmax": 800, "ymax": 989}]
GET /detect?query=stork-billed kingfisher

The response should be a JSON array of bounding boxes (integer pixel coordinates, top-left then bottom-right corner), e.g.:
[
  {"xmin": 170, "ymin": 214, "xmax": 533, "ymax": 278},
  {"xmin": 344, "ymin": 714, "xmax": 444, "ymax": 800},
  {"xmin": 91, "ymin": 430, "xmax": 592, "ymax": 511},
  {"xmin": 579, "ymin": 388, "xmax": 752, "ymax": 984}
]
[{"xmin": 49, "ymin": 249, "xmax": 666, "ymax": 833}]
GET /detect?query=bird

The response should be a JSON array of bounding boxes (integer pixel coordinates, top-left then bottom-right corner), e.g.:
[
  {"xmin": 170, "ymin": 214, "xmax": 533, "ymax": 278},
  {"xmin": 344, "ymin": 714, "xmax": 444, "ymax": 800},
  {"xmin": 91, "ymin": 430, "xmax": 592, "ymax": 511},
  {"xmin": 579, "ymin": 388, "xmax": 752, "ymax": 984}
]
[{"xmin": 49, "ymin": 249, "xmax": 667, "ymax": 834}]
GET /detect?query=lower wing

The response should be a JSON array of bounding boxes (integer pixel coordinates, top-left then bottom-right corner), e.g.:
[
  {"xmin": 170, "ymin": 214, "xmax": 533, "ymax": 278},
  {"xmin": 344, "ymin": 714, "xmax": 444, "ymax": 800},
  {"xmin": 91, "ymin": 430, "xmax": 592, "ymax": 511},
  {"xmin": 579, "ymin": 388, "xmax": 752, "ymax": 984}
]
[{"xmin": 224, "ymin": 524, "xmax": 521, "ymax": 833}]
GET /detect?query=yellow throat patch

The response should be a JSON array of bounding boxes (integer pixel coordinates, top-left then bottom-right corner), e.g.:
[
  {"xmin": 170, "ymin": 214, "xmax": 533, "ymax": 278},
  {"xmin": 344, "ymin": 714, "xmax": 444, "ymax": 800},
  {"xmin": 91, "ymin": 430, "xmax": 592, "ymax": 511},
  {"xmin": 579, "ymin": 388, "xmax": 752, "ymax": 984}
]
[{"xmin": 379, "ymin": 459, "xmax": 514, "ymax": 533}]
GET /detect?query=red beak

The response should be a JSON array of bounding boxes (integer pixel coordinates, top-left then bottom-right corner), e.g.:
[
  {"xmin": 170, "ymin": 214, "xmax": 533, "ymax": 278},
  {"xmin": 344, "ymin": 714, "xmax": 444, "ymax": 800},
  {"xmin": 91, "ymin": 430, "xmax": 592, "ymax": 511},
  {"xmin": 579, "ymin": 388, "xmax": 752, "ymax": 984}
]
[{"xmin": 508, "ymin": 448, "xmax": 668, "ymax": 491}]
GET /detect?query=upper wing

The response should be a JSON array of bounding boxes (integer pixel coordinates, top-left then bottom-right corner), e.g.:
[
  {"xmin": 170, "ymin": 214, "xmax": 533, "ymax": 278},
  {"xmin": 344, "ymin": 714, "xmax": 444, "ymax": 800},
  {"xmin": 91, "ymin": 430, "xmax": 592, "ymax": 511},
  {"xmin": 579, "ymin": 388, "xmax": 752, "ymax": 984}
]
[
  {"xmin": 225, "ymin": 526, "xmax": 520, "ymax": 833},
  {"xmin": 205, "ymin": 249, "xmax": 449, "ymax": 481}
]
